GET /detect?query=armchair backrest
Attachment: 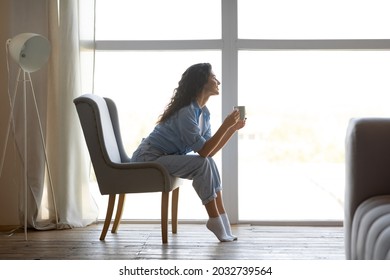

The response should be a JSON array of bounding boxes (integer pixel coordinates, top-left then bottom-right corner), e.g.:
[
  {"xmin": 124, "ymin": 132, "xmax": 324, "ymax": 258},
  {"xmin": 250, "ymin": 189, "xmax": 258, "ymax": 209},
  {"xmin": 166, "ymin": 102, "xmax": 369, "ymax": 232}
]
[
  {"xmin": 73, "ymin": 94, "xmax": 129, "ymax": 167},
  {"xmin": 74, "ymin": 94, "xmax": 179, "ymax": 196}
]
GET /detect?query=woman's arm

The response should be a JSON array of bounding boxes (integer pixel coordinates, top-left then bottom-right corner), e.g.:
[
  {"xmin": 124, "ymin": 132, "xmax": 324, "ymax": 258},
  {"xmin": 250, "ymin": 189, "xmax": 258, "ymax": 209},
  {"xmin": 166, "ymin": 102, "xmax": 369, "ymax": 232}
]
[{"xmin": 197, "ymin": 110, "xmax": 245, "ymax": 158}]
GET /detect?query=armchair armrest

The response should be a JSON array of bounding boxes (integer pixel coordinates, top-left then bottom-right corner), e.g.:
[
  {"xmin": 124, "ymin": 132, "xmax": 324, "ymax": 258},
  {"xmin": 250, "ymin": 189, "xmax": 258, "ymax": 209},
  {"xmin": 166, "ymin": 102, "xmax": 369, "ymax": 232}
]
[
  {"xmin": 345, "ymin": 118, "xmax": 390, "ymax": 258},
  {"xmin": 96, "ymin": 161, "xmax": 179, "ymax": 195}
]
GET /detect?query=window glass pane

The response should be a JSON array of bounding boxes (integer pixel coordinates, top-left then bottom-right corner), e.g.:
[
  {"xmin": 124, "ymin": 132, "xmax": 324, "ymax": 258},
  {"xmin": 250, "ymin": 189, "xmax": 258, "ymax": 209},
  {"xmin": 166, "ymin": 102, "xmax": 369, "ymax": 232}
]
[
  {"xmin": 238, "ymin": 0, "xmax": 390, "ymax": 39},
  {"xmin": 92, "ymin": 51, "xmax": 221, "ymax": 220},
  {"xmin": 238, "ymin": 51, "xmax": 390, "ymax": 220},
  {"xmin": 96, "ymin": 0, "xmax": 221, "ymax": 40}
]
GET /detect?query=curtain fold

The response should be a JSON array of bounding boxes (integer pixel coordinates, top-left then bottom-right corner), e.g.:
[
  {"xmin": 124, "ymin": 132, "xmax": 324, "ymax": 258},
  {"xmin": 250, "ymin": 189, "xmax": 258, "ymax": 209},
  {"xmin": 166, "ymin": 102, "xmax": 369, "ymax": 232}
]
[
  {"xmin": 47, "ymin": 0, "xmax": 98, "ymax": 228},
  {"xmin": 45, "ymin": 0, "xmax": 98, "ymax": 229}
]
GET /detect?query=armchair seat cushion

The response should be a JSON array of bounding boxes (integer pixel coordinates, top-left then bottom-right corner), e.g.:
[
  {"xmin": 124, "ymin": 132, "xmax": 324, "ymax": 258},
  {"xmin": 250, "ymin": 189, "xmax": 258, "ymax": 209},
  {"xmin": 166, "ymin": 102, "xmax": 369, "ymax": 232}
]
[{"xmin": 351, "ymin": 195, "xmax": 390, "ymax": 259}]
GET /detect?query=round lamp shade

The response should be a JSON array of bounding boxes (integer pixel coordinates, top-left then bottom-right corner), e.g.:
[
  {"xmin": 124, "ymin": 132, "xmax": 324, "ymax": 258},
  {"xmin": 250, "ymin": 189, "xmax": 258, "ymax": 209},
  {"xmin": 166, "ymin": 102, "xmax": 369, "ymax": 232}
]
[{"xmin": 8, "ymin": 33, "xmax": 51, "ymax": 73}]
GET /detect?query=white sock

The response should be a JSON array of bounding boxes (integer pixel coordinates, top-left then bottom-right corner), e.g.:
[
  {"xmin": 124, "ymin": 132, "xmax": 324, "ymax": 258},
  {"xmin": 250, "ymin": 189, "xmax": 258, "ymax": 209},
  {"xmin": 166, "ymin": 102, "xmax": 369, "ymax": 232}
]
[
  {"xmin": 206, "ymin": 216, "xmax": 234, "ymax": 242},
  {"xmin": 220, "ymin": 213, "xmax": 237, "ymax": 240}
]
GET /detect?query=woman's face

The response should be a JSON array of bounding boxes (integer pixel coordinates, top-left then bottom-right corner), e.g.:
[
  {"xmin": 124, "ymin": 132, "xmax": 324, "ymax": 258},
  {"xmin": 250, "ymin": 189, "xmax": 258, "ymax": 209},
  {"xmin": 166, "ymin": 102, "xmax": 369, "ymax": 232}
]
[{"xmin": 202, "ymin": 71, "xmax": 221, "ymax": 96}]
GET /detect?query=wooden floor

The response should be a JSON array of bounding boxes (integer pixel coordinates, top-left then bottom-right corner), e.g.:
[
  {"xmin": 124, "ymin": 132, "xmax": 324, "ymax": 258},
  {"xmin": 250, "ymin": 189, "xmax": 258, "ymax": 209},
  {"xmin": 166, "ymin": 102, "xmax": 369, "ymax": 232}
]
[{"xmin": 0, "ymin": 223, "xmax": 345, "ymax": 260}]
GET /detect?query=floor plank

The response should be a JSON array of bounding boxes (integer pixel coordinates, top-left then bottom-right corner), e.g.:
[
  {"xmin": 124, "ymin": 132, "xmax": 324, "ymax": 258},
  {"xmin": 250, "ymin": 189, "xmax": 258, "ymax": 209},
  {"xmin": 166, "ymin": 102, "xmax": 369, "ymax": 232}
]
[{"xmin": 0, "ymin": 223, "xmax": 345, "ymax": 260}]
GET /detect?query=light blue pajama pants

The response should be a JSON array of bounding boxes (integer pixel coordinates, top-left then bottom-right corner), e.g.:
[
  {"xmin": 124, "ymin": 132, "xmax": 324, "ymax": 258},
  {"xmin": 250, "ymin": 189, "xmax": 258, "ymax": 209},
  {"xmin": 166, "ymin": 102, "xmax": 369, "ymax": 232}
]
[{"xmin": 131, "ymin": 138, "xmax": 222, "ymax": 205}]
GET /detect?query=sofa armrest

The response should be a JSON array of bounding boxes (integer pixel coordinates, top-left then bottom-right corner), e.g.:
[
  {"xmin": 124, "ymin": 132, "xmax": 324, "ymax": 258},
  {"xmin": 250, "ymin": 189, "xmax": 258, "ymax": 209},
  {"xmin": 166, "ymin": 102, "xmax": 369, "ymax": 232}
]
[{"xmin": 345, "ymin": 118, "xmax": 390, "ymax": 258}]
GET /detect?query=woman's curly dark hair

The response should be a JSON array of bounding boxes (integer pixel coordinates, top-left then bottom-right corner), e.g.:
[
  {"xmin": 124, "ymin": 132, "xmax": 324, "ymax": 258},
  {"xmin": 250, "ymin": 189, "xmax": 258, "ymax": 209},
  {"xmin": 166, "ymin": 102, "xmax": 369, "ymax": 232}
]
[{"xmin": 157, "ymin": 63, "xmax": 212, "ymax": 124}]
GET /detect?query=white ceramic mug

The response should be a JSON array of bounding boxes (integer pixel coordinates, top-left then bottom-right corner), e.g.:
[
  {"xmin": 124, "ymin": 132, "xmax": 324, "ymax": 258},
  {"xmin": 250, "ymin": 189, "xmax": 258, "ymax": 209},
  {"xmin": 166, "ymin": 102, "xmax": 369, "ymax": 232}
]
[{"xmin": 233, "ymin": 106, "xmax": 246, "ymax": 120}]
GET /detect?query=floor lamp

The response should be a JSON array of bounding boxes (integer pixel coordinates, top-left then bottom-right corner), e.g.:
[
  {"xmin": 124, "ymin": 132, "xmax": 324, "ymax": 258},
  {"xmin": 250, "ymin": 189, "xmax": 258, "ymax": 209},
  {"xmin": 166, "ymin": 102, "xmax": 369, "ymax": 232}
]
[{"xmin": 0, "ymin": 33, "xmax": 57, "ymax": 240}]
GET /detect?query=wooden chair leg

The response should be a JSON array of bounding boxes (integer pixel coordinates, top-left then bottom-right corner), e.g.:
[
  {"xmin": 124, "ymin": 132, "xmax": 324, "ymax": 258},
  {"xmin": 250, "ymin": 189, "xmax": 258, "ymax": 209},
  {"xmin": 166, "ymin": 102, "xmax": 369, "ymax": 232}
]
[
  {"xmin": 161, "ymin": 192, "xmax": 169, "ymax": 244},
  {"xmin": 172, "ymin": 188, "xmax": 179, "ymax": 234},
  {"xmin": 111, "ymin": 193, "xmax": 125, "ymax": 233},
  {"xmin": 100, "ymin": 194, "xmax": 116, "ymax": 241}
]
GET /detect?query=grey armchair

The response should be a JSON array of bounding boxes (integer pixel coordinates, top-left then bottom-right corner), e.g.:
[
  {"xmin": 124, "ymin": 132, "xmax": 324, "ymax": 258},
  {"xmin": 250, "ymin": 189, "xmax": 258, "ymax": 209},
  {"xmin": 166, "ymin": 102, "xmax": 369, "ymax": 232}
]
[
  {"xmin": 345, "ymin": 118, "xmax": 390, "ymax": 259},
  {"xmin": 73, "ymin": 94, "xmax": 180, "ymax": 244}
]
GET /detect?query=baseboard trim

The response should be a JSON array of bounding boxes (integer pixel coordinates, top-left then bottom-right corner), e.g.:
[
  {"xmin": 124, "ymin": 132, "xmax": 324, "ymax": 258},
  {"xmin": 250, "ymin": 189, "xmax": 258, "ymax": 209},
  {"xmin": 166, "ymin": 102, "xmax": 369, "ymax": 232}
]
[{"xmin": 97, "ymin": 219, "xmax": 343, "ymax": 227}]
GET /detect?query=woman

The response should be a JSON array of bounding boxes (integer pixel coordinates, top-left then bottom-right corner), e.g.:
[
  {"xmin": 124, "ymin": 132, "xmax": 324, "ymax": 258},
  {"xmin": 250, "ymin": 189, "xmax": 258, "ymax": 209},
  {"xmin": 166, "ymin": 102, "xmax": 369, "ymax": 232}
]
[{"xmin": 131, "ymin": 63, "xmax": 246, "ymax": 242}]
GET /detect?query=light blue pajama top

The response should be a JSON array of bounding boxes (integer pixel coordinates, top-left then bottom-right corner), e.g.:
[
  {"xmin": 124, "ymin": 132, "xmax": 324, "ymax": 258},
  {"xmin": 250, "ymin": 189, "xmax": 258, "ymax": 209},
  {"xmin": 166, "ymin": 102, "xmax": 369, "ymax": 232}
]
[{"xmin": 147, "ymin": 101, "xmax": 212, "ymax": 155}]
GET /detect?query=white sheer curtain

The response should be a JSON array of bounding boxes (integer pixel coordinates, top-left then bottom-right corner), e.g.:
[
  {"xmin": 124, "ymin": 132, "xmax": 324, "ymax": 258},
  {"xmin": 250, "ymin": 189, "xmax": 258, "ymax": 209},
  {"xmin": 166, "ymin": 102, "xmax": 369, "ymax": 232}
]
[{"xmin": 45, "ymin": 0, "xmax": 98, "ymax": 229}]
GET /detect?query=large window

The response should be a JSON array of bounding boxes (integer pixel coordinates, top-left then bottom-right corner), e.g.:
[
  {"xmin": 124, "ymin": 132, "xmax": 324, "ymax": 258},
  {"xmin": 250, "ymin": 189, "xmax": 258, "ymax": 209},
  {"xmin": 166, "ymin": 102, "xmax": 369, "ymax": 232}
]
[
  {"xmin": 238, "ymin": 51, "xmax": 390, "ymax": 220},
  {"xmin": 96, "ymin": 0, "xmax": 221, "ymax": 40},
  {"xmin": 238, "ymin": 0, "xmax": 390, "ymax": 39},
  {"xmin": 93, "ymin": 0, "xmax": 222, "ymax": 220},
  {"xmin": 92, "ymin": 0, "xmax": 390, "ymax": 222}
]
